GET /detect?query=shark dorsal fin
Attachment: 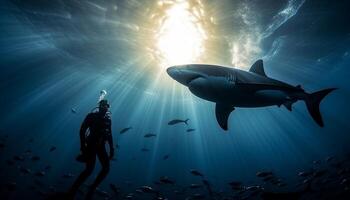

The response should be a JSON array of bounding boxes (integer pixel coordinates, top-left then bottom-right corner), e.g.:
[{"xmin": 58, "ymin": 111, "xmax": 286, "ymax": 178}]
[{"xmin": 249, "ymin": 59, "xmax": 267, "ymax": 77}]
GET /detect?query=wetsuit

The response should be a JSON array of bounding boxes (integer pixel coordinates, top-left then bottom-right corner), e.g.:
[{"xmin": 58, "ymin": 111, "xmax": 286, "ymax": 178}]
[{"xmin": 69, "ymin": 111, "xmax": 114, "ymax": 199}]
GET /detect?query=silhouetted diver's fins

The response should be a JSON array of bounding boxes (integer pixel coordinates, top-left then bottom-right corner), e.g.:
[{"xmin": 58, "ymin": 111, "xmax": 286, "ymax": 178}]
[
  {"xmin": 249, "ymin": 59, "xmax": 267, "ymax": 77},
  {"xmin": 215, "ymin": 103, "xmax": 235, "ymax": 131},
  {"xmin": 305, "ymin": 88, "xmax": 337, "ymax": 127}
]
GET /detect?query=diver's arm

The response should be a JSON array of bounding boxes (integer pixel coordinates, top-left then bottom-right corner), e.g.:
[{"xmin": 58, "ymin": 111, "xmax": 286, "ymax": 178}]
[
  {"xmin": 107, "ymin": 119, "xmax": 114, "ymax": 159},
  {"xmin": 80, "ymin": 114, "xmax": 90, "ymax": 152}
]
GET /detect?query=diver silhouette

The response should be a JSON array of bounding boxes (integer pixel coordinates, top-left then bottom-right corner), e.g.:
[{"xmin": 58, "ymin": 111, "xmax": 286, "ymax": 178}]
[{"xmin": 68, "ymin": 99, "xmax": 114, "ymax": 200}]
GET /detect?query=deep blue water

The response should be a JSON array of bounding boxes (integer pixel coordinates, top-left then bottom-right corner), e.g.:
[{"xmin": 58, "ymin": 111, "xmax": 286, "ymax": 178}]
[{"xmin": 1, "ymin": 0, "xmax": 350, "ymax": 199}]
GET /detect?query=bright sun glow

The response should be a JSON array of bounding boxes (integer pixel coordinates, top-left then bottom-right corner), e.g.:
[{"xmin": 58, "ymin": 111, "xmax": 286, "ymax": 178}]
[{"xmin": 155, "ymin": 1, "xmax": 206, "ymax": 68}]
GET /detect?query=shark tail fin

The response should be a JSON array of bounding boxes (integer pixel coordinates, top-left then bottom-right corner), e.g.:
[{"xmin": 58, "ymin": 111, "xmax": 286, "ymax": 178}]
[
  {"xmin": 305, "ymin": 88, "xmax": 337, "ymax": 127},
  {"xmin": 184, "ymin": 119, "xmax": 190, "ymax": 125}
]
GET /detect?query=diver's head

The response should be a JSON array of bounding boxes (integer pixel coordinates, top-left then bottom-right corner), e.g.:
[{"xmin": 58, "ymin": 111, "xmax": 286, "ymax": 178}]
[{"xmin": 98, "ymin": 99, "xmax": 110, "ymax": 114}]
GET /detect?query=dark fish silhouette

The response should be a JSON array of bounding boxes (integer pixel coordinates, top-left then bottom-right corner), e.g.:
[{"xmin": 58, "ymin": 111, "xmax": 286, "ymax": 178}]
[
  {"xmin": 35, "ymin": 171, "xmax": 46, "ymax": 177},
  {"xmin": 168, "ymin": 119, "xmax": 189, "ymax": 125},
  {"xmin": 313, "ymin": 169, "xmax": 328, "ymax": 178},
  {"xmin": 120, "ymin": 127, "xmax": 132, "ymax": 134},
  {"xmin": 62, "ymin": 173, "xmax": 74, "ymax": 178},
  {"xmin": 186, "ymin": 128, "xmax": 195, "ymax": 132},
  {"xmin": 109, "ymin": 183, "xmax": 120, "ymax": 194},
  {"xmin": 325, "ymin": 155, "xmax": 335, "ymax": 162},
  {"xmin": 256, "ymin": 171, "xmax": 273, "ymax": 177},
  {"xmin": 44, "ymin": 165, "xmax": 52, "ymax": 170},
  {"xmin": 31, "ymin": 156, "xmax": 40, "ymax": 161},
  {"xmin": 13, "ymin": 155, "xmax": 25, "ymax": 161},
  {"xmin": 298, "ymin": 171, "xmax": 313, "ymax": 177},
  {"xmin": 160, "ymin": 176, "xmax": 175, "ymax": 184},
  {"xmin": 140, "ymin": 185, "xmax": 157, "ymax": 193},
  {"xmin": 141, "ymin": 148, "xmax": 150, "ymax": 152},
  {"xmin": 6, "ymin": 159, "xmax": 14, "ymax": 166},
  {"xmin": 144, "ymin": 133, "xmax": 156, "ymax": 138},
  {"xmin": 163, "ymin": 154, "xmax": 170, "ymax": 160},
  {"xmin": 71, "ymin": 108, "xmax": 77, "ymax": 114},
  {"xmin": 190, "ymin": 183, "xmax": 202, "ymax": 189},
  {"xmin": 19, "ymin": 167, "xmax": 31, "ymax": 174},
  {"xmin": 49, "ymin": 146, "xmax": 57, "ymax": 152},
  {"xmin": 95, "ymin": 188, "xmax": 110, "ymax": 198},
  {"xmin": 34, "ymin": 179, "xmax": 44, "ymax": 186},
  {"xmin": 190, "ymin": 169, "xmax": 204, "ymax": 177},
  {"xmin": 24, "ymin": 149, "xmax": 32, "ymax": 154}
]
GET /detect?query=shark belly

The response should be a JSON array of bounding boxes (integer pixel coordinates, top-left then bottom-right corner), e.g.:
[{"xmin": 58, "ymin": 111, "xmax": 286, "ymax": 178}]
[{"xmin": 189, "ymin": 78, "xmax": 289, "ymax": 107}]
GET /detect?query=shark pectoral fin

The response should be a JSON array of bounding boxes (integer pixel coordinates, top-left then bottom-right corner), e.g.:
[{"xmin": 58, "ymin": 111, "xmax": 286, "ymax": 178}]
[{"xmin": 215, "ymin": 103, "xmax": 235, "ymax": 131}]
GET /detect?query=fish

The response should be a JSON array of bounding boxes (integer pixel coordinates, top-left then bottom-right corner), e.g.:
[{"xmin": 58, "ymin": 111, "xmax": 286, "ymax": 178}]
[
  {"xmin": 13, "ymin": 155, "xmax": 25, "ymax": 161},
  {"xmin": 141, "ymin": 148, "xmax": 150, "ymax": 152},
  {"xmin": 190, "ymin": 183, "xmax": 202, "ymax": 189},
  {"xmin": 62, "ymin": 173, "xmax": 74, "ymax": 178},
  {"xmin": 34, "ymin": 179, "xmax": 44, "ymax": 186},
  {"xmin": 159, "ymin": 176, "xmax": 175, "ymax": 185},
  {"xmin": 49, "ymin": 146, "xmax": 57, "ymax": 152},
  {"xmin": 31, "ymin": 156, "xmax": 41, "ymax": 161},
  {"xmin": 313, "ymin": 169, "xmax": 328, "ymax": 178},
  {"xmin": 162, "ymin": 154, "xmax": 170, "ymax": 160},
  {"xmin": 298, "ymin": 171, "xmax": 313, "ymax": 177},
  {"xmin": 24, "ymin": 149, "xmax": 32, "ymax": 154},
  {"xmin": 168, "ymin": 119, "xmax": 189, "ymax": 125},
  {"xmin": 256, "ymin": 171, "xmax": 273, "ymax": 177},
  {"xmin": 44, "ymin": 165, "xmax": 52, "ymax": 170},
  {"xmin": 95, "ymin": 188, "xmax": 110, "ymax": 198},
  {"xmin": 109, "ymin": 183, "xmax": 120, "ymax": 194},
  {"xmin": 144, "ymin": 133, "xmax": 157, "ymax": 138},
  {"xmin": 325, "ymin": 155, "xmax": 335, "ymax": 162},
  {"xmin": 313, "ymin": 160, "xmax": 321, "ymax": 164},
  {"xmin": 6, "ymin": 159, "xmax": 14, "ymax": 165},
  {"xmin": 186, "ymin": 128, "xmax": 195, "ymax": 132},
  {"xmin": 120, "ymin": 127, "xmax": 132, "ymax": 134},
  {"xmin": 71, "ymin": 108, "xmax": 77, "ymax": 114},
  {"xmin": 190, "ymin": 169, "xmax": 204, "ymax": 177},
  {"xmin": 19, "ymin": 167, "xmax": 31, "ymax": 174},
  {"xmin": 140, "ymin": 185, "xmax": 157, "ymax": 193},
  {"xmin": 35, "ymin": 171, "xmax": 46, "ymax": 177},
  {"xmin": 229, "ymin": 181, "xmax": 242, "ymax": 187}
]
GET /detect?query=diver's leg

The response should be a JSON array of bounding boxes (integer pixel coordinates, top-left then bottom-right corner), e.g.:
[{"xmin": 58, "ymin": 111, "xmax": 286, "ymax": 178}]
[
  {"xmin": 68, "ymin": 151, "xmax": 96, "ymax": 198},
  {"xmin": 85, "ymin": 145, "xmax": 110, "ymax": 199}
]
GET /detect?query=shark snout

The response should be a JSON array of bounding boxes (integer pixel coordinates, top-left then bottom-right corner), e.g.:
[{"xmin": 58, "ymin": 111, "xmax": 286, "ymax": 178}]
[
  {"xmin": 167, "ymin": 65, "xmax": 207, "ymax": 86},
  {"xmin": 166, "ymin": 66, "xmax": 180, "ymax": 80}
]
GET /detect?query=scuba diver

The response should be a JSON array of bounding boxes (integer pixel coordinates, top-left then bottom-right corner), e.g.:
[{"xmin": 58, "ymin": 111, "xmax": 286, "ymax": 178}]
[{"xmin": 68, "ymin": 99, "xmax": 114, "ymax": 199}]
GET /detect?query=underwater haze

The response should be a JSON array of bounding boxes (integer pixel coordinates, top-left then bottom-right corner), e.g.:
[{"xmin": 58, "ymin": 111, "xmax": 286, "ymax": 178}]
[{"xmin": 1, "ymin": 0, "xmax": 350, "ymax": 199}]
